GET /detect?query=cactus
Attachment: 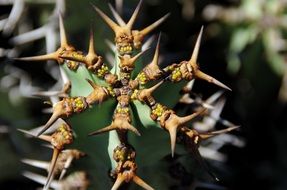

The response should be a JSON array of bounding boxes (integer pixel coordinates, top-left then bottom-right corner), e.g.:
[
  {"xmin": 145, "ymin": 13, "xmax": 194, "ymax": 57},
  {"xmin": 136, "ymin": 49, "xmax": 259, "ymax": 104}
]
[{"xmin": 14, "ymin": 1, "xmax": 239, "ymax": 189}]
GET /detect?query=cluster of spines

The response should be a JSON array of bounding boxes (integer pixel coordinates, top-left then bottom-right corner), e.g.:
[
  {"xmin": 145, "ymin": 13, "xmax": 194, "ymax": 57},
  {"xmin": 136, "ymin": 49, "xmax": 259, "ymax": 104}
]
[
  {"xmin": 16, "ymin": 1, "xmax": 238, "ymax": 189},
  {"xmin": 110, "ymin": 143, "xmax": 153, "ymax": 190},
  {"xmin": 19, "ymin": 121, "xmax": 88, "ymax": 190}
]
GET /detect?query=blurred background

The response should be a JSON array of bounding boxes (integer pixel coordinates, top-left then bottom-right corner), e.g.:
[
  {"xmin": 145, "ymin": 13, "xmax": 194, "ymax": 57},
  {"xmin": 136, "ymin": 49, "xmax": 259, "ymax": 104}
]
[{"xmin": 1, "ymin": 0, "xmax": 287, "ymax": 189}]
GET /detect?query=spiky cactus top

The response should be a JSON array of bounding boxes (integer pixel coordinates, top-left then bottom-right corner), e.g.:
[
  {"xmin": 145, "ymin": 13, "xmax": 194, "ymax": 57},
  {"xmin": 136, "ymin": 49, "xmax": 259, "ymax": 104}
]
[{"xmin": 17, "ymin": 1, "xmax": 238, "ymax": 189}]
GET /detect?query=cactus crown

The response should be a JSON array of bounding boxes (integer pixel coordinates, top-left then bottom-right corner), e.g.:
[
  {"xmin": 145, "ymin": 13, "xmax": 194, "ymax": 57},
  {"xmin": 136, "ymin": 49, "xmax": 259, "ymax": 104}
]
[{"xmin": 17, "ymin": 1, "xmax": 238, "ymax": 189}]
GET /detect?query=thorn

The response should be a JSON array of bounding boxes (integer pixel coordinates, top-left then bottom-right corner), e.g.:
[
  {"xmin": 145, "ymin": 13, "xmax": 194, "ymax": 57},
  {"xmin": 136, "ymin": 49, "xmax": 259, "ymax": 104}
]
[
  {"xmin": 140, "ymin": 13, "xmax": 170, "ymax": 36},
  {"xmin": 37, "ymin": 134, "xmax": 54, "ymax": 143},
  {"xmin": 201, "ymin": 102, "xmax": 214, "ymax": 110},
  {"xmin": 126, "ymin": 0, "xmax": 143, "ymax": 29},
  {"xmin": 21, "ymin": 159, "xmax": 49, "ymax": 170},
  {"xmin": 205, "ymin": 91, "xmax": 224, "ymax": 105},
  {"xmin": 142, "ymin": 35, "xmax": 155, "ymax": 51},
  {"xmin": 196, "ymin": 96, "xmax": 226, "ymax": 130},
  {"xmin": 88, "ymin": 125, "xmax": 116, "ymax": 136},
  {"xmin": 42, "ymin": 144, "xmax": 54, "ymax": 149},
  {"xmin": 92, "ymin": 4, "xmax": 121, "ymax": 34},
  {"xmin": 187, "ymin": 27, "xmax": 232, "ymax": 91},
  {"xmin": 130, "ymin": 48, "xmax": 149, "ymax": 64},
  {"xmin": 189, "ymin": 141, "xmax": 219, "ymax": 181},
  {"xmin": 126, "ymin": 123, "xmax": 141, "ymax": 136},
  {"xmin": 17, "ymin": 129, "xmax": 52, "ymax": 142},
  {"xmin": 151, "ymin": 33, "xmax": 161, "ymax": 66},
  {"xmin": 163, "ymin": 110, "xmax": 205, "ymax": 156},
  {"xmin": 22, "ymin": 171, "xmax": 47, "ymax": 186},
  {"xmin": 32, "ymin": 90, "xmax": 62, "ymax": 98},
  {"xmin": 168, "ymin": 125, "xmax": 177, "ymax": 158},
  {"xmin": 85, "ymin": 78, "xmax": 99, "ymax": 89},
  {"xmin": 115, "ymin": 0, "xmax": 123, "ymax": 16},
  {"xmin": 183, "ymin": 80, "xmax": 195, "ymax": 93},
  {"xmin": 137, "ymin": 80, "xmax": 163, "ymax": 102},
  {"xmin": 179, "ymin": 94, "xmax": 194, "ymax": 104},
  {"xmin": 22, "ymin": 171, "xmax": 60, "ymax": 189},
  {"xmin": 88, "ymin": 29, "xmax": 96, "ymax": 57},
  {"xmin": 44, "ymin": 148, "xmax": 60, "ymax": 190},
  {"xmin": 217, "ymin": 118, "xmax": 238, "ymax": 128},
  {"xmin": 61, "ymin": 81, "xmax": 72, "ymax": 95},
  {"xmin": 37, "ymin": 108, "xmax": 64, "ymax": 136},
  {"xmin": 89, "ymin": 123, "xmax": 140, "ymax": 136},
  {"xmin": 105, "ymin": 39, "xmax": 116, "ymax": 51},
  {"xmin": 199, "ymin": 126, "xmax": 240, "ymax": 140},
  {"xmin": 17, "ymin": 128, "xmax": 36, "ymax": 137},
  {"xmin": 195, "ymin": 70, "xmax": 231, "ymax": 91},
  {"xmin": 179, "ymin": 108, "xmax": 207, "ymax": 125},
  {"xmin": 59, "ymin": 14, "xmax": 68, "ymax": 47},
  {"xmin": 133, "ymin": 175, "xmax": 154, "ymax": 190},
  {"xmin": 211, "ymin": 125, "xmax": 240, "ymax": 134},
  {"xmin": 108, "ymin": 3, "xmax": 126, "ymax": 26},
  {"xmin": 118, "ymin": 55, "xmax": 124, "ymax": 61},
  {"xmin": 189, "ymin": 26, "xmax": 203, "ymax": 69},
  {"xmin": 43, "ymin": 101, "xmax": 53, "ymax": 106},
  {"xmin": 146, "ymin": 80, "xmax": 164, "ymax": 94},
  {"xmin": 111, "ymin": 174, "xmax": 125, "ymax": 190},
  {"xmin": 179, "ymin": 80, "xmax": 196, "ymax": 104},
  {"xmin": 28, "ymin": 118, "xmax": 67, "ymax": 136},
  {"xmin": 59, "ymin": 156, "xmax": 73, "ymax": 180},
  {"xmin": 14, "ymin": 53, "xmax": 58, "ymax": 62}
]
